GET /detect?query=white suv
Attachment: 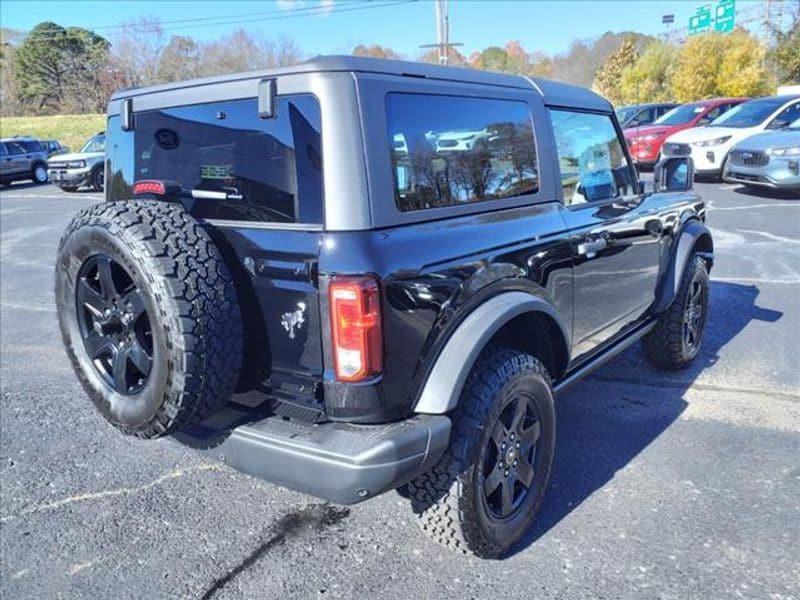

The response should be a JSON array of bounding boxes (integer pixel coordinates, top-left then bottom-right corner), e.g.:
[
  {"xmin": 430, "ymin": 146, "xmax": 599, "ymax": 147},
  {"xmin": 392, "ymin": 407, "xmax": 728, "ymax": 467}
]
[{"xmin": 661, "ymin": 95, "xmax": 800, "ymax": 177}]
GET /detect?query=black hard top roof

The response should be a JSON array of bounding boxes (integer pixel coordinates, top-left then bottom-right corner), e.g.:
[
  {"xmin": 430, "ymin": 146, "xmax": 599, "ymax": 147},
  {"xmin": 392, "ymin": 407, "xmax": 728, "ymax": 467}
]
[{"xmin": 110, "ymin": 55, "xmax": 611, "ymax": 111}]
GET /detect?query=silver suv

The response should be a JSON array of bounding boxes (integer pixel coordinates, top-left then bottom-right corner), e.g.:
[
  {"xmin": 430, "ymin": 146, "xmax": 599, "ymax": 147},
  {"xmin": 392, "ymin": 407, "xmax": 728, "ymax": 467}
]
[
  {"xmin": 47, "ymin": 132, "xmax": 105, "ymax": 192},
  {"xmin": 0, "ymin": 137, "xmax": 50, "ymax": 186}
]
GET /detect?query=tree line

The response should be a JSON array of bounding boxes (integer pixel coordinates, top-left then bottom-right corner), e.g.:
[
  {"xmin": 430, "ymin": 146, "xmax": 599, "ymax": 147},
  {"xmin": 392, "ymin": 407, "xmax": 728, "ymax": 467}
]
[{"xmin": 1, "ymin": 13, "xmax": 798, "ymax": 118}]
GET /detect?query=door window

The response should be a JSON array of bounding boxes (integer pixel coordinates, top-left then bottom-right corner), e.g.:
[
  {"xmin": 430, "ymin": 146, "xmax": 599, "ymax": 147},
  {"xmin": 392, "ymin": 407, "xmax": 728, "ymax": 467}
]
[
  {"xmin": 6, "ymin": 142, "xmax": 26, "ymax": 155},
  {"xmin": 549, "ymin": 109, "xmax": 638, "ymax": 206},
  {"xmin": 386, "ymin": 93, "xmax": 539, "ymax": 212},
  {"xmin": 698, "ymin": 105, "xmax": 724, "ymax": 125},
  {"xmin": 635, "ymin": 108, "xmax": 655, "ymax": 125},
  {"xmin": 0, "ymin": 143, "xmax": 7, "ymax": 157},
  {"xmin": 770, "ymin": 102, "xmax": 800, "ymax": 129}
]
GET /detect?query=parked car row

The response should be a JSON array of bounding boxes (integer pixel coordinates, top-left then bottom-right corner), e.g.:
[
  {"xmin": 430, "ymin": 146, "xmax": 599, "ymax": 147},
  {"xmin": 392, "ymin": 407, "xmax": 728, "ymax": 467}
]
[
  {"xmin": 620, "ymin": 95, "xmax": 800, "ymax": 194},
  {"xmin": 0, "ymin": 133, "xmax": 105, "ymax": 192}
]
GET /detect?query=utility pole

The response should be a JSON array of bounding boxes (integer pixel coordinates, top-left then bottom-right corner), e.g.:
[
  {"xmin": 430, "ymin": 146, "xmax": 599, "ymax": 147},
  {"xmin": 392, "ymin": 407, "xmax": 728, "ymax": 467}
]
[{"xmin": 419, "ymin": 0, "xmax": 463, "ymax": 65}]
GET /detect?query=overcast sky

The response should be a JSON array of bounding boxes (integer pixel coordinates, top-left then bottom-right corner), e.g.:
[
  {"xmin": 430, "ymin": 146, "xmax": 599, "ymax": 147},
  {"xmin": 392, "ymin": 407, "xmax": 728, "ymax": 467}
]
[{"xmin": 1, "ymin": 0, "xmax": 771, "ymax": 57}]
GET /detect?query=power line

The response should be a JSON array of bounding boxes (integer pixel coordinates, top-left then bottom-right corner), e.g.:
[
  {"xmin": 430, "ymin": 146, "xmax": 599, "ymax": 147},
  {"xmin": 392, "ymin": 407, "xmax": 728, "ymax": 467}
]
[{"xmin": 12, "ymin": 1, "xmax": 416, "ymax": 43}]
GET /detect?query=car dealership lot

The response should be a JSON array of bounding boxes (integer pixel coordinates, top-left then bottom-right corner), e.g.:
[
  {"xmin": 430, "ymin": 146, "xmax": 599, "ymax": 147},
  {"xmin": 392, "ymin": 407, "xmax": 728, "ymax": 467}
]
[{"xmin": 1, "ymin": 182, "xmax": 798, "ymax": 599}]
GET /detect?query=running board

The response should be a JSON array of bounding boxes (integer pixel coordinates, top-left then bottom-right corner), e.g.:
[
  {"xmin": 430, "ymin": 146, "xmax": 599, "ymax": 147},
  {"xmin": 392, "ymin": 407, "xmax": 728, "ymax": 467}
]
[{"xmin": 553, "ymin": 321, "xmax": 656, "ymax": 395}]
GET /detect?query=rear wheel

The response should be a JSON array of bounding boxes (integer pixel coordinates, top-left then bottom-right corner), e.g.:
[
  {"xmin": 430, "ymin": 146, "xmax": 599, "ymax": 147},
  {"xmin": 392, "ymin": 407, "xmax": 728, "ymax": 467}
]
[
  {"xmin": 55, "ymin": 201, "xmax": 243, "ymax": 438},
  {"xmin": 32, "ymin": 163, "xmax": 48, "ymax": 184},
  {"xmin": 407, "ymin": 347, "xmax": 556, "ymax": 557}
]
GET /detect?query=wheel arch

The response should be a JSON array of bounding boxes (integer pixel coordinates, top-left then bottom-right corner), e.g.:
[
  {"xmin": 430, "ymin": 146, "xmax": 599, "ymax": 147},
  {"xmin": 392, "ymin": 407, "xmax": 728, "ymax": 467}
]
[
  {"xmin": 413, "ymin": 291, "xmax": 569, "ymax": 415},
  {"xmin": 654, "ymin": 219, "xmax": 714, "ymax": 314}
]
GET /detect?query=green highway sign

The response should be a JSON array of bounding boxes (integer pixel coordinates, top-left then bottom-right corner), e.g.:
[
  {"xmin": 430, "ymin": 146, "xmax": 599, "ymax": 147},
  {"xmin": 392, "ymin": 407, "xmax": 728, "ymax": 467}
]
[
  {"xmin": 688, "ymin": 0, "xmax": 735, "ymax": 35},
  {"xmin": 715, "ymin": 0, "xmax": 735, "ymax": 33}
]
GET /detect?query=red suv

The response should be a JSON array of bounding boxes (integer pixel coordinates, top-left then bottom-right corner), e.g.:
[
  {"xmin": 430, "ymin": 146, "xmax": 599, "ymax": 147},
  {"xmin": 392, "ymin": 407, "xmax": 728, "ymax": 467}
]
[{"xmin": 624, "ymin": 98, "xmax": 747, "ymax": 168}]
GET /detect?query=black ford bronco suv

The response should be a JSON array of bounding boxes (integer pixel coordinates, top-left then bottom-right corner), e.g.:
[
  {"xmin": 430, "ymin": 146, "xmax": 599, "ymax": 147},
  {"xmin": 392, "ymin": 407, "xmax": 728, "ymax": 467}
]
[{"xmin": 55, "ymin": 57, "xmax": 713, "ymax": 558}]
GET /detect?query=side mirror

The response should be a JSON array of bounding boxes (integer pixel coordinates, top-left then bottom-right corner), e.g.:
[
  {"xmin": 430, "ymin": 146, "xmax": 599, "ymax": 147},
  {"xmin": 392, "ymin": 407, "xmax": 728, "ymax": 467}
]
[{"xmin": 653, "ymin": 157, "xmax": 694, "ymax": 193}]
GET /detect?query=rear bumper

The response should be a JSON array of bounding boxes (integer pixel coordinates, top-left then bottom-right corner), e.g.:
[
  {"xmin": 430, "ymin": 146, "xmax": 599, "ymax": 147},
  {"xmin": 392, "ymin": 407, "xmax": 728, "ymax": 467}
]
[{"xmin": 177, "ymin": 408, "xmax": 451, "ymax": 505}]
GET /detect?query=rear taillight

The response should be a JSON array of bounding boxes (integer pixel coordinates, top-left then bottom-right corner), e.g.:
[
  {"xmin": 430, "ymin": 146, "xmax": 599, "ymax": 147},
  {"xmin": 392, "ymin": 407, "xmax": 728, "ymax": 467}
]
[
  {"xmin": 133, "ymin": 180, "xmax": 166, "ymax": 196},
  {"xmin": 329, "ymin": 276, "xmax": 383, "ymax": 382}
]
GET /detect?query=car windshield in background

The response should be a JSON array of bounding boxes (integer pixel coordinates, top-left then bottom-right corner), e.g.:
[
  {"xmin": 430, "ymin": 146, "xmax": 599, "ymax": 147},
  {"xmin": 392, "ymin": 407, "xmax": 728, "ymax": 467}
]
[
  {"xmin": 708, "ymin": 99, "xmax": 785, "ymax": 128},
  {"xmin": 788, "ymin": 118, "xmax": 800, "ymax": 130},
  {"xmin": 655, "ymin": 104, "xmax": 706, "ymax": 126},
  {"xmin": 81, "ymin": 135, "xmax": 105, "ymax": 153},
  {"xmin": 386, "ymin": 93, "xmax": 539, "ymax": 212}
]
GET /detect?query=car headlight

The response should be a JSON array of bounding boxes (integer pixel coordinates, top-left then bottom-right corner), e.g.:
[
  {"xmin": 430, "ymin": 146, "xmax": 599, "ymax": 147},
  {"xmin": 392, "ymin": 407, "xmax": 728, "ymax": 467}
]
[
  {"xmin": 693, "ymin": 136, "xmax": 732, "ymax": 147},
  {"xmin": 636, "ymin": 132, "xmax": 665, "ymax": 142},
  {"xmin": 66, "ymin": 160, "xmax": 86, "ymax": 168},
  {"xmin": 767, "ymin": 146, "xmax": 800, "ymax": 157}
]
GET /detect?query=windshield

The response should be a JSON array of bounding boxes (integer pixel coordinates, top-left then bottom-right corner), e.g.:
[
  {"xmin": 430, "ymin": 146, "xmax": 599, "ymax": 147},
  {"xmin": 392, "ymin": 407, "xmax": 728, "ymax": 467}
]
[
  {"xmin": 616, "ymin": 107, "xmax": 637, "ymax": 123},
  {"xmin": 655, "ymin": 103, "xmax": 707, "ymax": 126},
  {"xmin": 81, "ymin": 134, "xmax": 105, "ymax": 153},
  {"xmin": 789, "ymin": 117, "xmax": 800, "ymax": 131},
  {"xmin": 708, "ymin": 99, "xmax": 785, "ymax": 128}
]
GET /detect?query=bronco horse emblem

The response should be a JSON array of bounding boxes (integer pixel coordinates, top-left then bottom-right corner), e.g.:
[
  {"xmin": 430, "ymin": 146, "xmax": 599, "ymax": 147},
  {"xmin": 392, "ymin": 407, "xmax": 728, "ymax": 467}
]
[{"xmin": 281, "ymin": 302, "xmax": 307, "ymax": 339}]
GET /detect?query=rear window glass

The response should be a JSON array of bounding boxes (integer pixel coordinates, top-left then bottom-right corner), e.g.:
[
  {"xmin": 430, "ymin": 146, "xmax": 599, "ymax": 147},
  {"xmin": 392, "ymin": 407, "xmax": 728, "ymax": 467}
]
[
  {"xmin": 106, "ymin": 95, "xmax": 323, "ymax": 224},
  {"xmin": 386, "ymin": 93, "xmax": 538, "ymax": 212}
]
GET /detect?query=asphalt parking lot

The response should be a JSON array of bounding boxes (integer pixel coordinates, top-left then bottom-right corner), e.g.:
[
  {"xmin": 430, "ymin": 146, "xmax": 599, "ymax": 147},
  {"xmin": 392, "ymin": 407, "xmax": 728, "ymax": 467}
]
[{"xmin": 1, "ymin": 181, "xmax": 799, "ymax": 599}]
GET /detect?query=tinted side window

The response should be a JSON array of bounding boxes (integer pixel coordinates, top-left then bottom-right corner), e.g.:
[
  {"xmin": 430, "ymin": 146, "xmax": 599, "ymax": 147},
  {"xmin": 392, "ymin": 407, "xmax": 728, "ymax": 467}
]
[
  {"xmin": 636, "ymin": 108, "xmax": 654, "ymax": 125},
  {"xmin": 6, "ymin": 142, "xmax": 26, "ymax": 155},
  {"xmin": 0, "ymin": 143, "xmax": 7, "ymax": 156},
  {"xmin": 772, "ymin": 102, "xmax": 800, "ymax": 126},
  {"xmin": 108, "ymin": 95, "xmax": 323, "ymax": 224},
  {"xmin": 386, "ymin": 93, "xmax": 538, "ymax": 212},
  {"xmin": 549, "ymin": 109, "xmax": 637, "ymax": 206},
  {"xmin": 20, "ymin": 141, "xmax": 42, "ymax": 153}
]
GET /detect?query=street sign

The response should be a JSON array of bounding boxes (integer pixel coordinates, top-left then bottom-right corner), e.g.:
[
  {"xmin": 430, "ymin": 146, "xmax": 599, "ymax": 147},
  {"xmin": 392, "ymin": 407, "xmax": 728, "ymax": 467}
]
[
  {"xmin": 662, "ymin": 14, "xmax": 675, "ymax": 24},
  {"xmin": 714, "ymin": 0, "xmax": 735, "ymax": 33},
  {"xmin": 688, "ymin": 0, "xmax": 735, "ymax": 35}
]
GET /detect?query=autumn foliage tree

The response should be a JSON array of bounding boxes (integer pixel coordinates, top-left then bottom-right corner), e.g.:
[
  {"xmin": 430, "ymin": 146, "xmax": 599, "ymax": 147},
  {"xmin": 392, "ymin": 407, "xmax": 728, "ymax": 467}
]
[
  {"xmin": 671, "ymin": 29, "xmax": 771, "ymax": 101},
  {"xmin": 619, "ymin": 40, "xmax": 677, "ymax": 104},
  {"xmin": 593, "ymin": 36, "xmax": 639, "ymax": 105}
]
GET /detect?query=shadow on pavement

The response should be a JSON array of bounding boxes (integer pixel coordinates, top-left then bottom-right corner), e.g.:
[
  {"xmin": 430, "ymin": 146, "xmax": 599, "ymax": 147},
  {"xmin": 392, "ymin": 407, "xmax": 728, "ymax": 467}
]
[
  {"xmin": 731, "ymin": 185, "xmax": 800, "ymax": 200},
  {"xmin": 508, "ymin": 281, "xmax": 782, "ymax": 556},
  {"xmin": 0, "ymin": 181, "xmax": 52, "ymax": 192}
]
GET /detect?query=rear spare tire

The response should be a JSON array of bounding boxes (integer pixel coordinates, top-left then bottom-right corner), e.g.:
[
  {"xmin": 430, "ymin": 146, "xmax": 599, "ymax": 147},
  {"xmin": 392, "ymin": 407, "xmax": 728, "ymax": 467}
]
[{"xmin": 55, "ymin": 200, "xmax": 243, "ymax": 438}]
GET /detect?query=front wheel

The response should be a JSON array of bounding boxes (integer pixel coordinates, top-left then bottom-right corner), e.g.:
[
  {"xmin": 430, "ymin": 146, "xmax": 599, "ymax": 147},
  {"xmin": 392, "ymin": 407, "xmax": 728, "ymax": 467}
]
[
  {"xmin": 407, "ymin": 347, "xmax": 556, "ymax": 557},
  {"xmin": 643, "ymin": 254, "xmax": 710, "ymax": 369},
  {"xmin": 90, "ymin": 166, "xmax": 104, "ymax": 192}
]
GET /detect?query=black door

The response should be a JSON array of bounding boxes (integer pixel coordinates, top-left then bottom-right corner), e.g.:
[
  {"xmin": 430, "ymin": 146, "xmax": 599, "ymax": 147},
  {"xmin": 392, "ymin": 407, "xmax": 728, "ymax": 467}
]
[{"xmin": 549, "ymin": 109, "xmax": 662, "ymax": 360}]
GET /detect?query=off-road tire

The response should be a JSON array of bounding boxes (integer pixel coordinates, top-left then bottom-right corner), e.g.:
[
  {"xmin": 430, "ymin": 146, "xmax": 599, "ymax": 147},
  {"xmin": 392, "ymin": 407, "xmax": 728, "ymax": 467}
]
[
  {"xmin": 642, "ymin": 254, "xmax": 709, "ymax": 370},
  {"xmin": 90, "ymin": 166, "xmax": 104, "ymax": 192},
  {"xmin": 55, "ymin": 200, "xmax": 243, "ymax": 438},
  {"xmin": 407, "ymin": 347, "xmax": 556, "ymax": 558}
]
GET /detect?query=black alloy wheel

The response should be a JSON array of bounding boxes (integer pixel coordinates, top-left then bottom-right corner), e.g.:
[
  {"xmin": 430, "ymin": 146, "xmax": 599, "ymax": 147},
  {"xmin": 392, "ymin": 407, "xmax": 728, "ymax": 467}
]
[
  {"xmin": 481, "ymin": 394, "xmax": 541, "ymax": 520},
  {"xmin": 682, "ymin": 277, "xmax": 705, "ymax": 357},
  {"xmin": 75, "ymin": 254, "xmax": 153, "ymax": 395}
]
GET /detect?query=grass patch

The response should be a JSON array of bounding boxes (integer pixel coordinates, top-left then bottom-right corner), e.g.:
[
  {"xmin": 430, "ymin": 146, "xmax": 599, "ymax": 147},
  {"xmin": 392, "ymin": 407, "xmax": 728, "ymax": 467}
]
[{"xmin": 0, "ymin": 114, "xmax": 106, "ymax": 153}]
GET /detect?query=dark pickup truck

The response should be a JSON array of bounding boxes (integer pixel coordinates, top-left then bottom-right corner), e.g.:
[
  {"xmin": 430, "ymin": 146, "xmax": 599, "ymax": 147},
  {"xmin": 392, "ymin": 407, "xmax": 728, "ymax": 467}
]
[{"xmin": 55, "ymin": 56, "xmax": 712, "ymax": 558}]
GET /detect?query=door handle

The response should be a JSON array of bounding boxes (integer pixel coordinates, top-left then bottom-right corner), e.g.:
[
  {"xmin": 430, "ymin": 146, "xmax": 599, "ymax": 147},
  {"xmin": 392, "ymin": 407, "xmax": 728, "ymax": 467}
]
[{"xmin": 577, "ymin": 237, "xmax": 608, "ymax": 259}]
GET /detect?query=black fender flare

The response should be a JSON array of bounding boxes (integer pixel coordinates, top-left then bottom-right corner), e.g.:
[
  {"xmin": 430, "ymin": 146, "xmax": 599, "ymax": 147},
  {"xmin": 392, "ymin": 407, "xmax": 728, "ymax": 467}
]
[
  {"xmin": 653, "ymin": 219, "xmax": 714, "ymax": 313},
  {"xmin": 413, "ymin": 291, "xmax": 569, "ymax": 414}
]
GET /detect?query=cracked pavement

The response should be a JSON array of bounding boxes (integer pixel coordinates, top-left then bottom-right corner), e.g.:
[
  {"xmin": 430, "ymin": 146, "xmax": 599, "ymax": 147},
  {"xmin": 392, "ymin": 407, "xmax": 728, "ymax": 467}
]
[{"xmin": 1, "ymin": 181, "xmax": 799, "ymax": 599}]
